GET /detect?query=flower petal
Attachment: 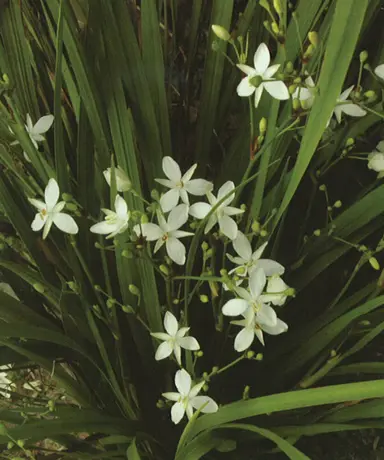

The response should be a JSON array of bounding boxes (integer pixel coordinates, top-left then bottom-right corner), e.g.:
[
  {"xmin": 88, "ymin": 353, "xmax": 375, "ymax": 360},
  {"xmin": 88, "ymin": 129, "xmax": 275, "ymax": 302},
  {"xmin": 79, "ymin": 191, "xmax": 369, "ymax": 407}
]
[
  {"xmin": 257, "ymin": 304, "xmax": 277, "ymax": 327},
  {"xmin": 42, "ymin": 217, "xmax": 54, "ymax": 240},
  {"xmin": 151, "ymin": 332, "xmax": 170, "ymax": 341},
  {"xmin": 257, "ymin": 259, "xmax": 285, "ymax": 276},
  {"xmin": 184, "ymin": 179, "xmax": 213, "ymax": 195},
  {"xmin": 222, "ymin": 298, "xmax": 248, "ymax": 316},
  {"xmin": 179, "ymin": 188, "xmax": 189, "ymax": 205},
  {"xmin": 217, "ymin": 181, "xmax": 235, "ymax": 205},
  {"xmin": 135, "ymin": 223, "xmax": 163, "ymax": 241},
  {"xmin": 178, "ymin": 336, "xmax": 200, "ymax": 351},
  {"xmin": 190, "ymin": 395, "xmax": 218, "ymax": 413},
  {"xmin": 189, "ymin": 202, "xmax": 211, "ymax": 219},
  {"xmin": 90, "ymin": 221, "xmax": 118, "ymax": 235},
  {"xmin": 45, "ymin": 178, "xmax": 60, "ymax": 210},
  {"xmin": 166, "ymin": 237, "xmax": 186, "ymax": 265},
  {"xmin": 29, "ymin": 198, "xmax": 46, "ymax": 211},
  {"xmin": 251, "ymin": 241, "xmax": 268, "ymax": 262},
  {"xmin": 175, "ymin": 369, "xmax": 191, "ymax": 396},
  {"xmin": 33, "ymin": 115, "xmax": 54, "ymax": 134},
  {"xmin": 26, "ymin": 114, "xmax": 33, "ymax": 131},
  {"xmin": 236, "ymin": 77, "xmax": 255, "ymax": 97},
  {"xmin": 375, "ymin": 64, "xmax": 384, "ymax": 80},
  {"xmin": 31, "ymin": 213, "xmax": 46, "ymax": 231},
  {"xmin": 53, "ymin": 213, "xmax": 79, "ymax": 235},
  {"xmin": 154, "ymin": 238, "xmax": 165, "ymax": 253},
  {"xmin": 163, "ymin": 156, "xmax": 181, "ymax": 182},
  {"xmin": 264, "ymin": 63, "xmax": 280, "ymax": 78},
  {"xmin": 255, "ymin": 327, "xmax": 265, "ymax": 345},
  {"xmin": 114, "ymin": 195, "xmax": 127, "ymax": 217},
  {"xmin": 171, "ymin": 230, "xmax": 194, "ymax": 238},
  {"xmin": 264, "ymin": 81, "xmax": 289, "ymax": 101},
  {"xmin": 171, "ymin": 402, "xmax": 185, "ymax": 424},
  {"xmin": 167, "ymin": 204, "xmax": 189, "ymax": 231},
  {"xmin": 249, "ymin": 267, "xmax": 266, "ymax": 300},
  {"xmin": 204, "ymin": 214, "xmax": 218, "ymax": 234},
  {"xmin": 254, "ymin": 43, "xmax": 270, "ymax": 75},
  {"xmin": 162, "ymin": 391, "xmax": 180, "ymax": 402},
  {"xmin": 233, "ymin": 231, "xmax": 252, "ymax": 261},
  {"xmin": 155, "ymin": 178, "xmax": 174, "ymax": 188},
  {"xmin": 234, "ymin": 327, "xmax": 255, "ymax": 352},
  {"xmin": 340, "ymin": 103, "xmax": 366, "ymax": 117},
  {"xmin": 376, "ymin": 141, "xmax": 384, "ymax": 153},
  {"xmin": 174, "ymin": 344, "xmax": 182, "ymax": 365},
  {"xmin": 164, "ymin": 311, "xmax": 178, "ymax": 336},
  {"xmin": 224, "ymin": 206, "xmax": 244, "ymax": 216},
  {"xmin": 338, "ymin": 86, "xmax": 354, "ymax": 101},
  {"xmin": 254, "ymin": 85, "xmax": 264, "ymax": 108},
  {"xmin": 219, "ymin": 215, "xmax": 238, "ymax": 240},
  {"xmin": 155, "ymin": 341, "xmax": 173, "ymax": 360},
  {"xmin": 160, "ymin": 188, "xmax": 180, "ymax": 213},
  {"xmin": 181, "ymin": 163, "xmax": 197, "ymax": 182},
  {"xmin": 262, "ymin": 318, "xmax": 288, "ymax": 335},
  {"xmin": 333, "ymin": 106, "xmax": 342, "ymax": 124},
  {"xmin": 236, "ymin": 64, "xmax": 256, "ymax": 76}
]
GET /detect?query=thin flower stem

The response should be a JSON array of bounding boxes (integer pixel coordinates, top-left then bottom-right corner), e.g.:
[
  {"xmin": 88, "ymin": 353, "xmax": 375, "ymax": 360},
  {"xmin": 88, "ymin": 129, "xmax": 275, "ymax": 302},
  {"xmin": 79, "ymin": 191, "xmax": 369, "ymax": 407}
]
[
  {"xmin": 359, "ymin": 104, "xmax": 384, "ymax": 120},
  {"xmin": 248, "ymin": 96, "xmax": 255, "ymax": 158},
  {"xmin": 208, "ymin": 355, "xmax": 245, "ymax": 379},
  {"xmin": 99, "ymin": 239, "xmax": 113, "ymax": 296},
  {"xmin": 329, "ymin": 255, "xmax": 365, "ymax": 309}
]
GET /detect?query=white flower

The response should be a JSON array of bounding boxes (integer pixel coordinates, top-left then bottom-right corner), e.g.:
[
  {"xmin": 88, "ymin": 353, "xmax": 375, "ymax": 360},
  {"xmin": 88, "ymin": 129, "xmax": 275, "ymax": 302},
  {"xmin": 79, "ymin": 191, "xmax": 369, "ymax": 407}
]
[
  {"xmin": 189, "ymin": 181, "xmax": 244, "ymax": 240},
  {"xmin": 151, "ymin": 312, "xmax": 200, "ymax": 364},
  {"xmin": 0, "ymin": 283, "xmax": 19, "ymax": 300},
  {"xmin": 227, "ymin": 231, "xmax": 285, "ymax": 277},
  {"xmin": 236, "ymin": 43, "xmax": 289, "ymax": 107},
  {"xmin": 292, "ymin": 76, "xmax": 316, "ymax": 109},
  {"xmin": 11, "ymin": 114, "xmax": 54, "ymax": 162},
  {"xmin": 374, "ymin": 64, "xmax": 384, "ymax": 80},
  {"xmin": 368, "ymin": 141, "xmax": 384, "ymax": 178},
  {"xmin": 155, "ymin": 157, "xmax": 213, "ymax": 213},
  {"xmin": 332, "ymin": 86, "xmax": 366, "ymax": 124},
  {"xmin": 29, "ymin": 178, "xmax": 78, "ymax": 240},
  {"xmin": 163, "ymin": 369, "xmax": 218, "ymax": 424},
  {"xmin": 0, "ymin": 365, "xmax": 14, "ymax": 398},
  {"xmin": 103, "ymin": 166, "xmax": 132, "ymax": 192},
  {"xmin": 90, "ymin": 195, "xmax": 130, "ymax": 239},
  {"xmin": 134, "ymin": 204, "xmax": 193, "ymax": 265},
  {"xmin": 231, "ymin": 305, "xmax": 288, "ymax": 351},
  {"xmin": 265, "ymin": 275, "xmax": 290, "ymax": 306},
  {"xmin": 222, "ymin": 267, "xmax": 275, "ymax": 320}
]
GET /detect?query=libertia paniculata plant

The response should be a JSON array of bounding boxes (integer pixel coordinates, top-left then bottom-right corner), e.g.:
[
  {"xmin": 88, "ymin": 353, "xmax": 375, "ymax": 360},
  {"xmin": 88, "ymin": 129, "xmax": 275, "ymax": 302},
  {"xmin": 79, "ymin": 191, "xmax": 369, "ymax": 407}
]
[{"xmin": 0, "ymin": 0, "xmax": 384, "ymax": 459}]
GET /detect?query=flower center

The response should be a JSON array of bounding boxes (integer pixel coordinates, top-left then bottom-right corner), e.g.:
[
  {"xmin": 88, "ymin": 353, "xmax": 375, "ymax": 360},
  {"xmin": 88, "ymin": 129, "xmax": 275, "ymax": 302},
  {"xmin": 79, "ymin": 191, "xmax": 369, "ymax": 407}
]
[
  {"xmin": 41, "ymin": 208, "xmax": 47, "ymax": 217},
  {"xmin": 252, "ymin": 301, "xmax": 262, "ymax": 313},
  {"xmin": 176, "ymin": 180, "xmax": 184, "ymax": 189},
  {"xmin": 249, "ymin": 75, "xmax": 263, "ymax": 88},
  {"xmin": 162, "ymin": 233, "xmax": 168, "ymax": 241}
]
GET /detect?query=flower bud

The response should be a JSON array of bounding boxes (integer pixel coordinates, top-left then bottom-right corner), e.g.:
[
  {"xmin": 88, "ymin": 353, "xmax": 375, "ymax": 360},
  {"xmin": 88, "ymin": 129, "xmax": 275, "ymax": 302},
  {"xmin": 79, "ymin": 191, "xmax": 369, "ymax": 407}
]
[
  {"xmin": 211, "ymin": 40, "xmax": 220, "ymax": 52},
  {"xmin": 196, "ymin": 350, "xmax": 204, "ymax": 357},
  {"xmin": 255, "ymin": 353, "xmax": 263, "ymax": 361},
  {"xmin": 211, "ymin": 366, "xmax": 219, "ymax": 374},
  {"xmin": 319, "ymin": 184, "xmax": 326, "ymax": 192},
  {"xmin": 271, "ymin": 21, "xmax": 280, "ymax": 35},
  {"xmin": 292, "ymin": 98, "xmax": 301, "ymax": 111},
  {"xmin": 285, "ymin": 61, "xmax": 294, "ymax": 73},
  {"xmin": 62, "ymin": 193, "xmax": 73, "ymax": 201},
  {"xmin": 303, "ymin": 44, "xmax": 315, "ymax": 59},
  {"xmin": 203, "ymin": 384, "xmax": 209, "ymax": 392},
  {"xmin": 313, "ymin": 229, "xmax": 321, "ymax": 237},
  {"xmin": 260, "ymin": 229, "xmax": 268, "ymax": 237},
  {"xmin": 33, "ymin": 283, "xmax": 45, "ymax": 293},
  {"xmin": 129, "ymin": 284, "xmax": 140, "ymax": 296},
  {"xmin": 200, "ymin": 294, "xmax": 209, "ymax": 303},
  {"xmin": 333, "ymin": 200, "xmax": 342, "ymax": 208},
  {"xmin": 159, "ymin": 264, "xmax": 169, "ymax": 276},
  {"xmin": 93, "ymin": 304, "xmax": 102, "ymax": 315},
  {"xmin": 273, "ymin": 0, "xmax": 283, "ymax": 15},
  {"xmin": 122, "ymin": 249, "xmax": 133, "ymax": 258},
  {"xmin": 141, "ymin": 214, "xmax": 149, "ymax": 224},
  {"xmin": 211, "ymin": 24, "xmax": 231, "ymax": 41},
  {"xmin": 240, "ymin": 204, "xmax": 246, "ymax": 211},
  {"xmin": 242, "ymin": 385, "xmax": 250, "ymax": 400},
  {"xmin": 151, "ymin": 189, "xmax": 160, "ymax": 201},
  {"xmin": 172, "ymin": 298, "xmax": 180, "ymax": 305},
  {"xmin": 103, "ymin": 166, "xmax": 131, "ymax": 192},
  {"xmin": 48, "ymin": 400, "xmax": 55, "ymax": 411},
  {"xmin": 359, "ymin": 50, "xmax": 368, "ymax": 63},
  {"xmin": 16, "ymin": 440, "xmax": 25, "ymax": 448},
  {"xmin": 106, "ymin": 298, "xmax": 115, "ymax": 308},
  {"xmin": 369, "ymin": 256, "xmax": 380, "ymax": 270},
  {"xmin": 122, "ymin": 305, "xmax": 134, "ymax": 314},
  {"xmin": 201, "ymin": 241, "xmax": 209, "ymax": 252},
  {"xmin": 220, "ymin": 269, "xmax": 228, "ymax": 277},
  {"xmin": 7, "ymin": 441, "xmax": 14, "ymax": 449},
  {"xmin": 251, "ymin": 221, "xmax": 260, "ymax": 233},
  {"xmin": 203, "ymin": 372, "xmax": 209, "ymax": 381},
  {"xmin": 289, "ymin": 84, "xmax": 298, "ymax": 94},
  {"xmin": 65, "ymin": 203, "xmax": 78, "ymax": 212},
  {"xmin": 235, "ymin": 266, "xmax": 246, "ymax": 276},
  {"xmin": 259, "ymin": 117, "xmax": 267, "ymax": 135},
  {"xmin": 156, "ymin": 399, "xmax": 165, "ymax": 409},
  {"xmin": 364, "ymin": 90, "xmax": 376, "ymax": 102},
  {"xmin": 308, "ymin": 31, "xmax": 319, "ymax": 47},
  {"xmin": 246, "ymin": 350, "xmax": 255, "ymax": 359}
]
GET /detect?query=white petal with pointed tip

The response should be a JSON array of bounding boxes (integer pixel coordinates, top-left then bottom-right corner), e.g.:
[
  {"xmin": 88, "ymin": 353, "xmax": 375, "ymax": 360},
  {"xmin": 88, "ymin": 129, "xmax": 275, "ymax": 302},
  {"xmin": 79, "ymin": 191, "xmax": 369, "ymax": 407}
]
[
  {"xmin": 340, "ymin": 104, "xmax": 366, "ymax": 117},
  {"xmin": 53, "ymin": 213, "xmax": 78, "ymax": 234},
  {"xmin": 254, "ymin": 43, "xmax": 270, "ymax": 75},
  {"xmin": 31, "ymin": 214, "xmax": 46, "ymax": 231},
  {"xmin": 234, "ymin": 327, "xmax": 255, "ymax": 352},
  {"xmin": 257, "ymin": 304, "xmax": 277, "ymax": 327},
  {"xmin": 233, "ymin": 231, "xmax": 252, "ymax": 261},
  {"xmin": 175, "ymin": 369, "xmax": 191, "ymax": 396},
  {"xmin": 249, "ymin": 268, "xmax": 266, "ymax": 300},
  {"xmin": 222, "ymin": 298, "xmax": 248, "ymax": 316},
  {"xmin": 237, "ymin": 77, "xmax": 256, "ymax": 97},
  {"xmin": 160, "ymin": 188, "xmax": 180, "ymax": 213},
  {"xmin": 189, "ymin": 202, "xmax": 211, "ymax": 219},
  {"xmin": 181, "ymin": 163, "xmax": 197, "ymax": 182},
  {"xmin": 155, "ymin": 341, "xmax": 173, "ymax": 360},
  {"xmin": 171, "ymin": 402, "xmax": 185, "ymax": 424},
  {"xmin": 217, "ymin": 181, "xmax": 235, "ymax": 206},
  {"xmin": 257, "ymin": 259, "xmax": 285, "ymax": 276},
  {"xmin": 178, "ymin": 336, "xmax": 200, "ymax": 350},
  {"xmin": 219, "ymin": 214, "xmax": 238, "ymax": 240},
  {"xmin": 167, "ymin": 204, "xmax": 188, "ymax": 231},
  {"xmin": 164, "ymin": 311, "xmax": 178, "ymax": 336},
  {"xmin": 184, "ymin": 179, "xmax": 213, "ymax": 195},
  {"xmin": 45, "ymin": 179, "xmax": 60, "ymax": 209},
  {"xmin": 163, "ymin": 156, "xmax": 181, "ymax": 182},
  {"xmin": 264, "ymin": 81, "xmax": 289, "ymax": 100},
  {"xmin": 136, "ymin": 223, "xmax": 163, "ymax": 241},
  {"xmin": 166, "ymin": 237, "xmax": 186, "ymax": 265},
  {"xmin": 254, "ymin": 85, "xmax": 264, "ymax": 108},
  {"xmin": 375, "ymin": 64, "xmax": 384, "ymax": 80},
  {"xmin": 33, "ymin": 115, "xmax": 54, "ymax": 134},
  {"xmin": 262, "ymin": 318, "xmax": 288, "ymax": 335},
  {"xmin": 190, "ymin": 396, "xmax": 218, "ymax": 413}
]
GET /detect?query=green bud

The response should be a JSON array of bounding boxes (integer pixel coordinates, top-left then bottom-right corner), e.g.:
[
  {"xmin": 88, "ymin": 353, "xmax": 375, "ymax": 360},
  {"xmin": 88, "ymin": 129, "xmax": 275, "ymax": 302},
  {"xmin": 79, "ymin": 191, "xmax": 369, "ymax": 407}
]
[
  {"xmin": 67, "ymin": 281, "xmax": 78, "ymax": 292},
  {"xmin": 359, "ymin": 320, "xmax": 370, "ymax": 326},
  {"xmin": 327, "ymin": 206, "xmax": 332, "ymax": 212},
  {"xmin": 206, "ymin": 248, "xmax": 213, "ymax": 258},
  {"xmin": 196, "ymin": 350, "xmax": 204, "ymax": 357},
  {"xmin": 240, "ymin": 203, "xmax": 247, "ymax": 211},
  {"xmin": 273, "ymin": 0, "xmax": 283, "ymax": 15},
  {"xmin": 94, "ymin": 284, "xmax": 102, "ymax": 291},
  {"xmin": 151, "ymin": 189, "xmax": 160, "ymax": 201},
  {"xmin": 319, "ymin": 184, "xmax": 326, "ymax": 192},
  {"xmin": 313, "ymin": 229, "xmax": 321, "ymax": 237},
  {"xmin": 93, "ymin": 304, "xmax": 102, "ymax": 315},
  {"xmin": 345, "ymin": 138, "xmax": 354, "ymax": 147},
  {"xmin": 239, "ymin": 52, "xmax": 247, "ymax": 64},
  {"xmin": 289, "ymin": 84, "xmax": 298, "ymax": 94},
  {"xmin": 211, "ymin": 39, "xmax": 220, "ymax": 52},
  {"xmin": 285, "ymin": 61, "xmax": 294, "ymax": 73},
  {"xmin": 259, "ymin": 117, "xmax": 267, "ymax": 134},
  {"xmin": 260, "ymin": 229, "xmax": 268, "ymax": 237},
  {"xmin": 251, "ymin": 221, "xmax": 260, "ymax": 233},
  {"xmin": 122, "ymin": 249, "xmax": 133, "ymax": 259},
  {"xmin": 172, "ymin": 298, "xmax": 180, "ymax": 305},
  {"xmin": 131, "ymin": 210, "xmax": 141, "ymax": 222},
  {"xmin": 235, "ymin": 266, "xmax": 246, "ymax": 276},
  {"xmin": 33, "ymin": 283, "xmax": 45, "ymax": 293},
  {"xmin": 141, "ymin": 214, "xmax": 149, "ymax": 224},
  {"xmin": 333, "ymin": 200, "xmax": 342, "ymax": 208},
  {"xmin": 65, "ymin": 202, "xmax": 78, "ymax": 212},
  {"xmin": 330, "ymin": 349, "xmax": 337, "ymax": 358},
  {"xmin": 369, "ymin": 256, "xmax": 380, "ymax": 271},
  {"xmin": 16, "ymin": 440, "xmax": 25, "ymax": 448},
  {"xmin": 271, "ymin": 21, "xmax": 280, "ymax": 35},
  {"xmin": 189, "ymin": 221, "xmax": 198, "ymax": 229},
  {"xmin": 94, "ymin": 242, "xmax": 103, "ymax": 249},
  {"xmin": 7, "ymin": 441, "xmax": 14, "ymax": 449},
  {"xmin": 200, "ymin": 294, "xmax": 209, "ymax": 303},
  {"xmin": 304, "ymin": 44, "xmax": 315, "ymax": 59},
  {"xmin": 203, "ymin": 372, "xmax": 209, "ymax": 381},
  {"xmin": 211, "ymin": 366, "xmax": 219, "ymax": 374},
  {"xmin": 203, "ymin": 384, "xmax": 209, "ymax": 392},
  {"xmin": 285, "ymin": 287, "xmax": 296, "ymax": 297},
  {"xmin": 308, "ymin": 31, "xmax": 319, "ymax": 47},
  {"xmin": 156, "ymin": 399, "xmax": 165, "ymax": 409},
  {"xmin": 246, "ymin": 350, "xmax": 255, "ymax": 359},
  {"xmin": 62, "ymin": 193, "xmax": 73, "ymax": 201},
  {"xmin": 364, "ymin": 90, "xmax": 376, "ymax": 101},
  {"xmin": 201, "ymin": 241, "xmax": 209, "ymax": 252},
  {"xmin": 220, "ymin": 269, "xmax": 228, "ymax": 277},
  {"xmin": 48, "ymin": 400, "xmax": 55, "ymax": 411},
  {"xmin": 359, "ymin": 50, "xmax": 368, "ymax": 63},
  {"xmin": 122, "ymin": 305, "xmax": 134, "ymax": 314},
  {"xmin": 106, "ymin": 298, "xmax": 115, "ymax": 308},
  {"xmin": 211, "ymin": 24, "xmax": 231, "ymax": 41},
  {"xmin": 129, "ymin": 284, "xmax": 140, "ymax": 296},
  {"xmin": 292, "ymin": 98, "xmax": 301, "ymax": 111},
  {"xmin": 255, "ymin": 353, "xmax": 263, "ymax": 361},
  {"xmin": 159, "ymin": 264, "xmax": 170, "ymax": 276},
  {"xmin": 242, "ymin": 385, "xmax": 250, "ymax": 400},
  {"xmin": 293, "ymin": 77, "xmax": 302, "ymax": 84}
]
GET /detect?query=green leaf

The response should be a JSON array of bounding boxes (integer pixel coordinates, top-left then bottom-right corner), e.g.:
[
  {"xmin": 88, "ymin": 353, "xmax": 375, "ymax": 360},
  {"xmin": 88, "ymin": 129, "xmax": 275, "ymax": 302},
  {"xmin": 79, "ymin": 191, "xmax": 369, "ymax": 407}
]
[
  {"xmin": 274, "ymin": 0, "xmax": 369, "ymax": 226},
  {"xmin": 126, "ymin": 438, "xmax": 141, "ymax": 460}
]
